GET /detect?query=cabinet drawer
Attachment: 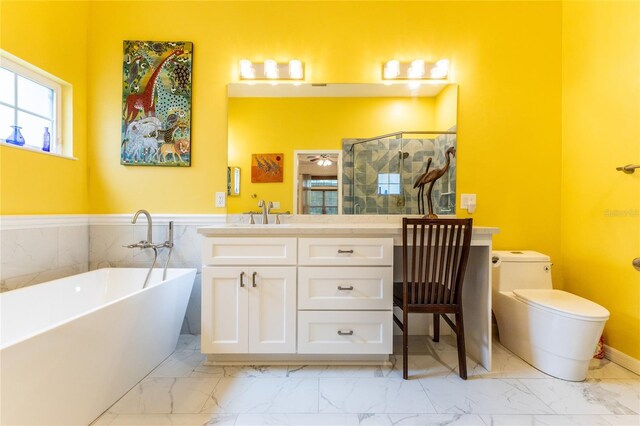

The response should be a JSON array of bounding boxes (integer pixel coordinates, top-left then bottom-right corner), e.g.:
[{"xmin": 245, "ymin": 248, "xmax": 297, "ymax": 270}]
[
  {"xmin": 298, "ymin": 238, "xmax": 393, "ymax": 266},
  {"xmin": 298, "ymin": 267, "xmax": 392, "ymax": 310},
  {"xmin": 203, "ymin": 237, "xmax": 296, "ymax": 265},
  {"xmin": 297, "ymin": 311, "xmax": 392, "ymax": 354}
]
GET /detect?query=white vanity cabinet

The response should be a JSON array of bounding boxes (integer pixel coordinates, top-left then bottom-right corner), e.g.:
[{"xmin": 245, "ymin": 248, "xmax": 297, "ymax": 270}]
[
  {"xmin": 198, "ymin": 223, "xmax": 498, "ymax": 369},
  {"xmin": 297, "ymin": 237, "xmax": 394, "ymax": 354},
  {"xmin": 201, "ymin": 238, "xmax": 297, "ymax": 354}
]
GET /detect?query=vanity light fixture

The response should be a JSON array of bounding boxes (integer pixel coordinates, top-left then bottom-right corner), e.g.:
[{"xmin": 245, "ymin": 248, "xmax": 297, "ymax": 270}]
[
  {"xmin": 238, "ymin": 59, "xmax": 305, "ymax": 81},
  {"xmin": 382, "ymin": 58, "xmax": 449, "ymax": 81}
]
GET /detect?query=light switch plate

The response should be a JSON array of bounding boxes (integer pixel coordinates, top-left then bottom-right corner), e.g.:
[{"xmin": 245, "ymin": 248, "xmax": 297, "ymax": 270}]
[
  {"xmin": 272, "ymin": 201, "xmax": 280, "ymax": 209},
  {"xmin": 215, "ymin": 192, "xmax": 226, "ymax": 207}
]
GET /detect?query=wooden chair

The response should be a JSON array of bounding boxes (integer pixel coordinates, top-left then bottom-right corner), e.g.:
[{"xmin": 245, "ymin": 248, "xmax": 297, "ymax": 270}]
[{"xmin": 393, "ymin": 217, "xmax": 473, "ymax": 379}]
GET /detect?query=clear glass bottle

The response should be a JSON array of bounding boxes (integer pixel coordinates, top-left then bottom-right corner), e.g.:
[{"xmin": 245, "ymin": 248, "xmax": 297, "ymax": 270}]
[
  {"xmin": 42, "ymin": 127, "xmax": 51, "ymax": 152},
  {"xmin": 5, "ymin": 125, "xmax": 25, "ymax": 146}
]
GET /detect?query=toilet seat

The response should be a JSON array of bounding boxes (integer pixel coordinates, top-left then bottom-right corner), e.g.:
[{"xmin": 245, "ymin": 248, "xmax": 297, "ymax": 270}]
[{"xmin": 513, "ymin": 289, "xmax": 610, "ymax": 322}]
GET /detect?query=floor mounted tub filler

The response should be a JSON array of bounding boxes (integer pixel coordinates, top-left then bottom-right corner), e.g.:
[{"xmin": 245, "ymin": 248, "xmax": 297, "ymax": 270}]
[{"xmin": 0, "ymin": 267, "xmax": 196, "ymax": 426}]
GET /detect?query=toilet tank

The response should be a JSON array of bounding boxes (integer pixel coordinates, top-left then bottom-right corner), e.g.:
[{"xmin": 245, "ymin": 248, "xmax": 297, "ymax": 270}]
[{"xmin": 492, "ymin": 250, "xmax": 553, "ymax": 292}]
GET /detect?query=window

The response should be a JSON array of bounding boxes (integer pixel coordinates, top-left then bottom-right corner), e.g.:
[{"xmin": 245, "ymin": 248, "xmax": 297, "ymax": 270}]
[
  {"xmin": 303, "ymin": 175, "xmax": 338, "ymax": 214},
  {"xmin": 378, "ymin": 173, "xmax": 401, "ymax": 195},
  {"xmin": 0, "ymin": 55, "xmax": 62, "ymax": 154}
]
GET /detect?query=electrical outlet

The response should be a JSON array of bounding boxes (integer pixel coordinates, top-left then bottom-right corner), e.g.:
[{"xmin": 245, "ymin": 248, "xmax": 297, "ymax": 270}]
[
  {"xmin": 460, "ymin": 194, "xmax": 476, "ymax": 213},
  {"xmin": 272, "ymin": 201, "xmax": 280, "ymax": 209},
  {"xmin": 215, "ymin": 192, "xmax": 226, "ymax": 208}
]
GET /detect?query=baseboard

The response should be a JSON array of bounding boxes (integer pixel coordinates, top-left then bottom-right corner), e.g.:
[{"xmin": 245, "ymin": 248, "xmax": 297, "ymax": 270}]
[{"xmin": 604, "ymin": 344, "xmax": 640, "ymax": 375}]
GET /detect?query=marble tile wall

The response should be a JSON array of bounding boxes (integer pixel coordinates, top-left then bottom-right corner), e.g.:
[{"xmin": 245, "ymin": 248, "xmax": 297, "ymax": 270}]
[{"xmin": 0, "ymin": 224, "xmax": 89, "ymax": 292}]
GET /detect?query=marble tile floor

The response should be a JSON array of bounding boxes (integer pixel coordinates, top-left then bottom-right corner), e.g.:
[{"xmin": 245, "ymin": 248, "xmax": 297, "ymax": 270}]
[{"xmin": 93, "ymin": 335, "xmax": 640, "ymax": 426}]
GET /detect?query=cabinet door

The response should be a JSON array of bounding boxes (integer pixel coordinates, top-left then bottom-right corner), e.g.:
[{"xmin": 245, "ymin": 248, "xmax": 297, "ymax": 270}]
[
  {"xmin": 201, "ymin": 266, "xmax": 248, "ymax": 353},
  {"xmin": 248, "ymin": 267, "xmax": 297, "ymax": 353}
]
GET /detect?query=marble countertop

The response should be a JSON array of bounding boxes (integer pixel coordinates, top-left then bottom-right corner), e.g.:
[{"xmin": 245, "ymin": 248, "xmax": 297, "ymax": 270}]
[{"xmin": 197, "ymin": 216, "xmax": 499, "ymax": 239}]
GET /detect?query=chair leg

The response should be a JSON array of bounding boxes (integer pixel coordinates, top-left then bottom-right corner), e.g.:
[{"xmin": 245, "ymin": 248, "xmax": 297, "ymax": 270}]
[
  {"xmin": 432, "ymin": 313, "xmax": 440, "ymax": 342},
  {"xmin": 455, "ymin": 311, "xmax": 467, "ymax": 380},
  {"xmin": 403, "ymin": 310, "xmax": 409, "ymax": 380}
]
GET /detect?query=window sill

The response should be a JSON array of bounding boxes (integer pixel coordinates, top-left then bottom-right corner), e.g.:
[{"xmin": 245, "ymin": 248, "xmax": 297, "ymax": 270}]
[{"xmin": 1, "ymin": 141, "xmax": 77, "ymax": 160}]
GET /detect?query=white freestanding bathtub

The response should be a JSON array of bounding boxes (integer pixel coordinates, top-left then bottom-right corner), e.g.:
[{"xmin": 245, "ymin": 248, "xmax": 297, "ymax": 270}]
[{"xmin": 0, "ymin": 267, "xmax": 196, "ymax": 426}]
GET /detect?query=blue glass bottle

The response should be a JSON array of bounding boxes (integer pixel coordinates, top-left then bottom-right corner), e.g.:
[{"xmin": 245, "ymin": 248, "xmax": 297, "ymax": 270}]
[
  {"xmin": 42, "ymin": 127, "xmax": 51, "ymax": 152},
  {"xmin": 6, "ymin": 125, "xmax": 25, "ymax": 146}
]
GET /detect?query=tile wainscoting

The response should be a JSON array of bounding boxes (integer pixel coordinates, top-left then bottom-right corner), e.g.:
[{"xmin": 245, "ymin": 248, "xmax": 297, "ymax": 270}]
[
  {"xmin": 0, "ymin": 214, "xmax": 225, "ymax": 334},
  {"xmin": 1, "ymin": 216, "xmax": 89, "ymax": 292}
]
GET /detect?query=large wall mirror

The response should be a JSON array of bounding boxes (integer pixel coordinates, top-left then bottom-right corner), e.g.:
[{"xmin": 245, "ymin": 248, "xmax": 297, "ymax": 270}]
[{"xmin": 227, "ymin": 83, "xmax": 457, "ymax": 215}]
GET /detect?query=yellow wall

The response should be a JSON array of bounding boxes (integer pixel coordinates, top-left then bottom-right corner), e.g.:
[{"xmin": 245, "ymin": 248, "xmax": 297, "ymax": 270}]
[
  {"xmin": 85, "ymin": 1, "xmax": 564, "ymax": 277},
  {"xmin": 227, "ymin": 96, "xmax": 436, "ymax": 213},
  {"xmin": 561, "ymin": 1, "xmax": 640, "ymax": 358},
  {"xmin": 435, "ymin": 84, "xmax": 458, "ymax": 131},
  {"xmin": 0, "ymin": 1, "xmax": 89, "ymax": 214}
]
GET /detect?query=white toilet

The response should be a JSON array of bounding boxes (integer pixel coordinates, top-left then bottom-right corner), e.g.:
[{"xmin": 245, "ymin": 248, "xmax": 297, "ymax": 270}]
[{"xmin": 492, "ymin": 250, "xmax": 609, "ymax": 381}]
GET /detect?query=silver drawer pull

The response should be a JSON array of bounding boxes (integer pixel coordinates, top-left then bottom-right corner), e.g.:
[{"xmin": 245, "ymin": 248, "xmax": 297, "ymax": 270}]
[
  {"xmin": 337, "ymin": 249, "xmax": 354, "ymax": 254},
  {"xmin": 337, "ymin": 330, "xmax": 354, "ymax": 336},
  {"xmin": 337, "ymin": 285, "xmax": 354, "ymax": 291}
]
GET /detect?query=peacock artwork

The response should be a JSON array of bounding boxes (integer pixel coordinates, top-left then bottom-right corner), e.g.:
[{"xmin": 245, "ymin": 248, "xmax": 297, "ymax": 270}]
[
  {"xmin": 251, "ymin": 153, "xmax": 284, "ymax": 183},
  {"xmin": 121, "ymin": 40, "xmax": 193, "ymax": 166}
]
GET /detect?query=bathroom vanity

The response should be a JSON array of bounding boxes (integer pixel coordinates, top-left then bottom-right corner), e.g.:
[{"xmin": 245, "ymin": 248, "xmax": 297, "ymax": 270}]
[{"xmin": 198, "ymin": 219, "xmax": 498, "ymax": 369}]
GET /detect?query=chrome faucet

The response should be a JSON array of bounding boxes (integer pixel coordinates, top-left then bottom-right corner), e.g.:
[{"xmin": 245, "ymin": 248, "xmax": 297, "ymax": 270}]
[
  {"xmin": 127, "ymin": 210, "xmax": 177, "ymax": 287},
  {"xmin": 257, "ymin": 200, "xmax": 272, "ymax": 224},
  {"xmin": 132, "ymin": 209, "xmax": 153, "ymax": 246}
]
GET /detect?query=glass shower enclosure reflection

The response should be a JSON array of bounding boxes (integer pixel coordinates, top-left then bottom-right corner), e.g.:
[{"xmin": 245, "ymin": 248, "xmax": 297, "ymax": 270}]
[{"xmin": 342, "ymin": 130, "xmax": 457, "ymax": 215}]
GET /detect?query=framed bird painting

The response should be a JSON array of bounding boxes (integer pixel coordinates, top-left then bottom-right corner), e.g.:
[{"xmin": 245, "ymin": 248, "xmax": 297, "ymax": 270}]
[
  {"xmin": 120, "ymin": 40, "xmax": 193, "ymax": 166},
  {"xmin": 251, "ymin": 153, "xmax": 284, "ymax": 183}
]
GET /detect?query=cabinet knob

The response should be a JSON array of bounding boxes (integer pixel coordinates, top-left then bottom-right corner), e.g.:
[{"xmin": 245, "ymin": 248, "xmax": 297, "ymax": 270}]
[
  {"xmin": 252, "ymin": 271, "xmax": 257, "ymax": 287},
  {"xmin": 337, "ymin": 249, "xmax": 354, "ymax": 254},
  {"xmin": 337, "ymin": 285, "xmax": 354, "ymax": 291},
  {"xmin": 337, "ymin": 330, "xmax": 354, "ymax": 336},
  {"xmin": 239, "ymin": 271, "xmax": 245, "ymax": 287}
]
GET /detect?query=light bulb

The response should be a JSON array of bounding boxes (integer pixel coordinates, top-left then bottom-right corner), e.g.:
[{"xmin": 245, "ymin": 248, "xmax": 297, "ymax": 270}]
[
  {"xmin": 408, "ymin": 59, "xmax": 425, "ymax": 79},
  {"xmin": 264, "ymin": 59, "xmax": 279, "ymax": 79},
  {"xmin": 289, "ymin": 59, "xmax": 303, "ymax": 79},
  {"xmin": 430, "ymin": 59, "xmax": 449, "ymax": 79},
  {"xmin": 384, "ymin": 60, "xmax": 400, "ymax": 79},
  {"xmin": 239, "ymin": 59, "xmax": 255, "ymax": 79}
]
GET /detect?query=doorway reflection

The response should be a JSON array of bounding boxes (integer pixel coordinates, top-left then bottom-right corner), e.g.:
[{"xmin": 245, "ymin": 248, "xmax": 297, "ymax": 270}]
[{"xmin": 295, "ymin": 151, "xmax": 342, "ymax": 214}]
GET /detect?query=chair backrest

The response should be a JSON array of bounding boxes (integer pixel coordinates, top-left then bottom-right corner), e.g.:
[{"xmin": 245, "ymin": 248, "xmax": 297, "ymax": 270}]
[{"xmin": 402, "ymin": 217, "xmax": 473, "ymax": 306}]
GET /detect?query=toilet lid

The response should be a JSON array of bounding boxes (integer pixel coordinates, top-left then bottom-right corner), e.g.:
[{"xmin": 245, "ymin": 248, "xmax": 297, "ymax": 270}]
[{"xmin": 513, "ymin": 289, "xmax": 610, "ymax": 321}]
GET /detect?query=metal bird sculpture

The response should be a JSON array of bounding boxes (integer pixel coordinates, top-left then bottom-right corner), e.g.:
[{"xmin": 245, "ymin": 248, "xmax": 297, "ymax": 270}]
[
  {"xmin": 413, "ymin": 157, "xmax": 432, "ymax": 215},
  {"xmin": 414, "ymin": 146, "xmax": 456, "ymax": 218}
]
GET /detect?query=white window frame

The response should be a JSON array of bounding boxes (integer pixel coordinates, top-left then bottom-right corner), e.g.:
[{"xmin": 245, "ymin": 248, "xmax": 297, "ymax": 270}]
[
  {"xmin": 377, "ymin": 173, "xmax": 401, "ymax": 195},
  {"xmin": 0, "ymin": 53, "xmax": 64, "ymax": 156}
]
